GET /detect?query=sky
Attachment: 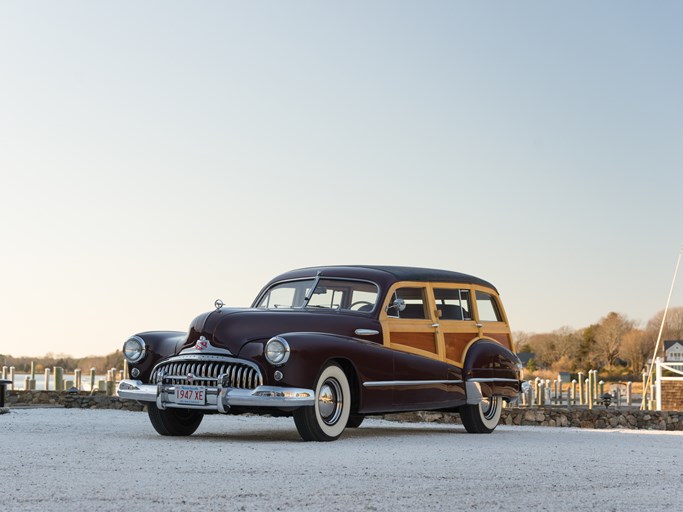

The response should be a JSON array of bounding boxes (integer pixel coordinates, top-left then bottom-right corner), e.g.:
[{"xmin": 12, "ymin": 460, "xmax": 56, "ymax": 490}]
[{"xmin": 1, "ymin": 1, "xmax": 682, "ymax": 358}]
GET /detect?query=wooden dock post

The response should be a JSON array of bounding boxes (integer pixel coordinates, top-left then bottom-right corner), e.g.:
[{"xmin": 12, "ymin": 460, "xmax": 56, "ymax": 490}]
[
  {"xmin": 105, "ymin": 369, "xmax": 116, "ymax": 396},
  {"xmin": 53, "ymin": 367, "xmax": 64, "ymax": 392},
  {"xmin": 29, "ymin": 361, "xmax": 36, "ymax": 390}
]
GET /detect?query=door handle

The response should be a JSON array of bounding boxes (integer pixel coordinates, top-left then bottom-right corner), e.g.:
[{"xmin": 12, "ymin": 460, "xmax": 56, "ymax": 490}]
[
  {"xmin": 475, "ymin": 323, "xmax": 483, "ymax": 328},
  {"xmin": 355, "ymin": 329, "xmax": 379, "ymax": 336}
]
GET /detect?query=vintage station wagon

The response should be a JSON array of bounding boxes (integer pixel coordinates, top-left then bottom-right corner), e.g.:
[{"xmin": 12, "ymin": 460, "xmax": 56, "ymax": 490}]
[{"xmin": 118, "ymin": 266, "xmax": 522, "ymax": 441}]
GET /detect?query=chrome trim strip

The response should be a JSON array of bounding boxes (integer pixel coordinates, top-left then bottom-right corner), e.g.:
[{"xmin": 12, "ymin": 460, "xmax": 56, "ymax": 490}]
[
  {"xmin": 468, "ymin": 378, "xmax": 520, "ymax": 383},
  {"xmin": 363, "ymin": 380, "xmax": 463, "ymax": 388}
]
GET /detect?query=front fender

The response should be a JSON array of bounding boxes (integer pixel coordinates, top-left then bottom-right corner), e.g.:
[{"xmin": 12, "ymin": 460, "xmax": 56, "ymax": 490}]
[
  {"xmin": 463, "ymin": 339, "xmax": 521, "ymax": 401},
  {"xmin": 238, "ymin": 331, "xmax": 393, "ymax": 395},
  {"xmin": 127, "ymin": 330, "xmax": 187, "ymax": 382}
]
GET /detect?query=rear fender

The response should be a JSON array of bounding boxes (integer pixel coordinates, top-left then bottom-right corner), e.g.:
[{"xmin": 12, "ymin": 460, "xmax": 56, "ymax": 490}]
[{"xmin": 463, "ymin": 339, "xmax": 521, "ymax": 402}]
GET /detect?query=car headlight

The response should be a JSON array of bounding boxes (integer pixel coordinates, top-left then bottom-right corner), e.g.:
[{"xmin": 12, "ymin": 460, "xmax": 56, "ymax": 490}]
[
  {"xmin": 265, "ymin": 336, "xmax": 290, "ymax": 366},
  {"xmin": 123, "ymin": 336, "xmax": 146, "ymax": 364}
]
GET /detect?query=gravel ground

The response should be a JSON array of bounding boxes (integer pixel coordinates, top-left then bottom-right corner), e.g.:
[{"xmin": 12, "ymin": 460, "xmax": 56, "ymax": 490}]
[{"xmin": 2, "ymin": 408, "xmax": 682, "ymax": 511}]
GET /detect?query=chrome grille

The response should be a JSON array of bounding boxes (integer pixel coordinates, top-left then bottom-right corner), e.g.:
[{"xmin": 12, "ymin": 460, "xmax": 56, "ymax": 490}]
[{"xmin": 150, "ymin": 356, "xmax": 263, "ymax": 389}]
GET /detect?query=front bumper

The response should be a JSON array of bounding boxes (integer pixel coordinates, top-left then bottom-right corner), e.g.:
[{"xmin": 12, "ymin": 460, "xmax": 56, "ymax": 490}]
[{"xmin": 117, "ymin": 379, "xmax": 315, "ymax": 412}]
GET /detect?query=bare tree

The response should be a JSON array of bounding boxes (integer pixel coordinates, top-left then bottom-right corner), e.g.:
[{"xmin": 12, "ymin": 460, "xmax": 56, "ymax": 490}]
[
  {"xmin": 645, "ymin": 307, "xmax": 683, "ymax": 357},
  {"xmin": 593, "ymin": 312, "xmax": 634, "ymax": 368},
  {"xmin": 525, "ymin": 327, "xmax": 582, "ymax": 370},
  {"xmin": 512, "ymin": 331, "xmax": 532, "ymax": 353},
  {"xmin": 619, "ymin": 329, "xmax": 650, "ymax": 373}
]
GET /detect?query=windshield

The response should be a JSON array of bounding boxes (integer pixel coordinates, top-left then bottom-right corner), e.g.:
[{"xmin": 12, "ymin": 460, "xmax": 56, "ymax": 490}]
[{"xmin": 256, "ymin": 278, "xmax": 379, "ymax": 312}]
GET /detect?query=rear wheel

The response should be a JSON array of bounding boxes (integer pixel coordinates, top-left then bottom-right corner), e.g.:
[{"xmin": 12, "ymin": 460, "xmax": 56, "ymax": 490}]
[
  {"xmin": 147, "ymin": 403, "xmax": 204, "ymax": 436},
  {"xmin": 460, "ymin": 396, "xmax": 502, "ymax": 434},
  {"xmin": 293, "ymin": 364, "xmax": 351, "ymax": 442}
]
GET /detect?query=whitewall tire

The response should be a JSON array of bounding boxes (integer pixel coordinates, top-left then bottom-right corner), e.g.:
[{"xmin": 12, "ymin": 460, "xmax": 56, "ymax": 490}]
[{"xmin": 293, "ymin": 364, "xmax": 351, "ymax": 442}]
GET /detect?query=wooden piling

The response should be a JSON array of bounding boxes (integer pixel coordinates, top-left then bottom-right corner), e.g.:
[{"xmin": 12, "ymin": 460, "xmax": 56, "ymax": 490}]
[{"xmin": 53, "ymin": 367, "xmax": 64, "ymax": 392}]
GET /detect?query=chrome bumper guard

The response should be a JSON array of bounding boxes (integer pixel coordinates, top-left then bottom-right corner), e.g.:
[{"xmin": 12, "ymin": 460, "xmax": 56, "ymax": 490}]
[
  {"xmin": 117, "ymin": 379, "xmax": 315, "ymax": 412},
  {"xmin": 466, "ymin": 378, "xmax": 527, "ymax": 405}
]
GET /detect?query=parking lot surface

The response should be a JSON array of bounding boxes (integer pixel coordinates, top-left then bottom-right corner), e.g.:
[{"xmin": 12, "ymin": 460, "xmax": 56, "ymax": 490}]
[{"xmin": 2, "ymin": 408, "xmax": 682, "ymax": 511}]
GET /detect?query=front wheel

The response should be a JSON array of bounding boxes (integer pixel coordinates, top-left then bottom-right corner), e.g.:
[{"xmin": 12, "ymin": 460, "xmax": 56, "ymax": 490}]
[
  {"xmin": 147, "ymin": 403, "xmax": 204, "ymax": 436},
  {"xmin": 460, "ymin": 396, "xmax": 503, "ymax": 434},
  {"xmin": 346, "ymin": 414, "xmax": 365, "ymax": 429},
  {"xmin": 293, "ymin": 363, "xmax": 351, "ymax": 442}
]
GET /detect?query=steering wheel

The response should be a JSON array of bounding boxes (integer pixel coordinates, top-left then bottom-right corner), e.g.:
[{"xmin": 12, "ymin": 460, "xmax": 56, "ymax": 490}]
[{"xmin": 349, "ymin": 301, "xmax": 373, "ymax": 311}]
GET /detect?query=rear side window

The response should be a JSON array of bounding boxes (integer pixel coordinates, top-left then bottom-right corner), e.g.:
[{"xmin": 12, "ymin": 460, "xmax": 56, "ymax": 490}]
[
  {"xmin": 434, "ymin": 288, "xmax": 472, "ymax": 320},
  {"xmin": 476, "ymin": 291, "xmax": 502, "ymax": 322}
]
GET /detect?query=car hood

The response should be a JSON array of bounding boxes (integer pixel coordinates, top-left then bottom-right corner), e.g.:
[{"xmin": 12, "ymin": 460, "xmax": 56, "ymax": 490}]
[{"xmin": 181, "ymin": 307, "xmax": 381, "ymax": 356}]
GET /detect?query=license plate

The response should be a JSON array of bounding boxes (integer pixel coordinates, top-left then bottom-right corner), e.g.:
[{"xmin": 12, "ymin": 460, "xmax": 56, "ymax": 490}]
[{"xmin": 175, "ymin": 385, "xmax": 206, "ymax": 405}]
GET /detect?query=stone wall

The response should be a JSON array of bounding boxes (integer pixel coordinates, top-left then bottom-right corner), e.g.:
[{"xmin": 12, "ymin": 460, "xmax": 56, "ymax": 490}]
[
  {"xmin": 6, "ymin": 390, "xmax": 144, "ymax": 411},
  {"xmin": 384, "ymin": 407, "xmax": 683, "ymax": 431}
]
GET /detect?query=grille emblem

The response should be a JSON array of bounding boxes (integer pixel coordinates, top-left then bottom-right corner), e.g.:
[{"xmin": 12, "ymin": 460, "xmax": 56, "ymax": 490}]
[
  {"xmin": 187, "ymin": 373, "xmax": 195, "ymax": 383},
  {"xmin": 195, "ymin": 336, "xmax": 209, "ymax": 351},
  {"xmin": 180, "ymin": 336, "xmax": 233, "ymax": 356}
]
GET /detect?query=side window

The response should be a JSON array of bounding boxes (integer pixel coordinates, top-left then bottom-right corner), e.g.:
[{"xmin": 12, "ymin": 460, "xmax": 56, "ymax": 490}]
[
  {"xmin": 388, "ymin": 287, "xmax": 427, "ymax": 319},
  {"xmin": 475, "ymin": 291, "xmax": 502, "ymax": 322},
  {"xmin": 434, "ymin": 288, "xmax": 472, "ymax": 320}
]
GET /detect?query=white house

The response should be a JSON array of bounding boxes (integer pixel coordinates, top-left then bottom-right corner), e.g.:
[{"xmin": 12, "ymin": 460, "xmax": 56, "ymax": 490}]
[{"xmin": 664, "ymin": 340, "xmax": 683, "ymax": 362}]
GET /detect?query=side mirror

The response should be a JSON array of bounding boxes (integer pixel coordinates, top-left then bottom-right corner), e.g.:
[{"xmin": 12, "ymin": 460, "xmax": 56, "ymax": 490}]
[{"xmin": 386, "ymin": 298, "xmax": 406, "ymax": 314}]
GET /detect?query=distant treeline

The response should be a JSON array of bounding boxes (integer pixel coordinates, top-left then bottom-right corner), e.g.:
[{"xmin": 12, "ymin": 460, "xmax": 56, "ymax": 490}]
[
  {"xmin": 0, "ymin": 350, "xmax": 124, "ymax": 373},
  {"xmin": 515, "ymin": 307, "xmax": 683, "ymax": 378}
]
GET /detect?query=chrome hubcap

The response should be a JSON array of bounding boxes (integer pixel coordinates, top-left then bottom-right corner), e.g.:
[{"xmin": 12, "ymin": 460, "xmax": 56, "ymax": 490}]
[
  {"xmin": 481, "ymin": 397, "xmax": 499, "ymax": 420},
  {"xmin": 318, "ymin": 378, "xmax": 343, "ymax": 425}
]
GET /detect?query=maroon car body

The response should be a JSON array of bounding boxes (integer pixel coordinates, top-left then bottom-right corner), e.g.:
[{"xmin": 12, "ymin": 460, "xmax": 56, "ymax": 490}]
[{"xmin": 118, "ymin": 266, "xmax": 522, "ymax": 441}]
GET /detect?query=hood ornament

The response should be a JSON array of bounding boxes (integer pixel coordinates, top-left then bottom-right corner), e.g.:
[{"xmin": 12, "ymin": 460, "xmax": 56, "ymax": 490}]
[{"xmin": 214, "ymin": 299, "xmax": 224, "ymax": 310}]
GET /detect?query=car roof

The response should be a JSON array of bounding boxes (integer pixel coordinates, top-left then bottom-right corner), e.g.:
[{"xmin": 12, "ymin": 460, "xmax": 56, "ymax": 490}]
[{"xmin": 267, "ymin": 265, "xmax": 498, "ymax": 292}]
